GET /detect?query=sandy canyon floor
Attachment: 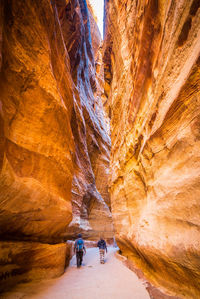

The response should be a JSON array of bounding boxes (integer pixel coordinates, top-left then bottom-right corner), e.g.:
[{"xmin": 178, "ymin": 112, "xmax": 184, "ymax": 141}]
[{"xmin": 2, "ymin": 247, "xmax": 150, "ymax": 299}]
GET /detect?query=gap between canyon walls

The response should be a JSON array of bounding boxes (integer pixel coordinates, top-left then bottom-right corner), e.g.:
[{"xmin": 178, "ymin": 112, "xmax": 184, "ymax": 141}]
[
  {"xmin": 58, "ymin": 0, "xmax": 113, "ymax": 240},
  {"xmin": 1, "ymin": 0, "xmax": 200, "ymax": 298},
  {"xmin": 0, "ymin": 0, "xmax": 113, "ymax": 292},
  {"xmin": 103, "ymin": 0, "xmax": 200, "ymax": 298}
]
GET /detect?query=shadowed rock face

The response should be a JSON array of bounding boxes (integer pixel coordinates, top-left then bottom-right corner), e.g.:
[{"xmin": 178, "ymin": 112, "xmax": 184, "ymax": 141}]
[
  {"xmin": 0, "ymin": 241, "xmax": 71, "ymax": 292},
  {"xmin": 0, "ymin": 0, "xmax": 112, "ymax": 288},
  {"xmin": 57, "ymin": 0, "xmax": 113, "ymax": 240},
  {"xmin": 104, "ymin": 0, "xmax": 200, "ymax": 298}
]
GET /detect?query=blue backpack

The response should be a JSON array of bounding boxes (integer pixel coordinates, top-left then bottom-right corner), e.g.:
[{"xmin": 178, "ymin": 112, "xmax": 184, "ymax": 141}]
[{"xmin": 76, "ymin": 238, "xmax": 84, "ymax": 251}]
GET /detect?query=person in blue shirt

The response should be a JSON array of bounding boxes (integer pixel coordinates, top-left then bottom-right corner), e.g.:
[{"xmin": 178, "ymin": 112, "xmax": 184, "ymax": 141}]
[
  {"xmin": 97, "ymin": 237, "xmax": 107, "ymax": 264},
  {"xmin": 74, "ymin": 234, "xmax": 86, "ymax": 268}
]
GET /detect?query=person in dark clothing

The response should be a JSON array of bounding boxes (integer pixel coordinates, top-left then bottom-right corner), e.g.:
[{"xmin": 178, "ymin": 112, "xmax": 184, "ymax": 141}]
[
  {"xmin": 74, "ymin": 234, "xmax": 86, "ymax": 268},
  {"xmin": 97, "ymin": 237, "xmax": 107, "ymax": 264}
]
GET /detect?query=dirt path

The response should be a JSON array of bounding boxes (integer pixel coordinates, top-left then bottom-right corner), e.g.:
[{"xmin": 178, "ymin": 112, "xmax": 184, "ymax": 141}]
[{"xmin": 2, "ymin": 247, "xmax": 150, "ymax": 299}]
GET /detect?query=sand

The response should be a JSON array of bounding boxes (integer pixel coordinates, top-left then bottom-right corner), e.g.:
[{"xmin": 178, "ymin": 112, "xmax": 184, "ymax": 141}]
[{"xmin": 2, "ymin": 247, "xmax": 150, "ymax": 299}]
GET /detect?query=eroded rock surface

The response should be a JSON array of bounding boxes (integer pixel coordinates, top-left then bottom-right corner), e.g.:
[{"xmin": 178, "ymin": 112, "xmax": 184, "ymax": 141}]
[
  {"xmin": 0, "ymin": 0, "xmax": 74, "ymax": 244},
  {"xmin": 0, "ymin": 241, "xmax": 71, "ymax": 292},
  {"xmin": 0, "ymin": 0, "xmax": 112, "ymax": 289},
  {"xmin": 57, "ymin": 0, "xmax": 113, "ymax": 239},
  {"xmin": 104, "ymin": 0, "xmax": 200, "ymax": 298},
  {"xmin": 0, "ymin": 0, "xmax": 75, "ymax": 287}
]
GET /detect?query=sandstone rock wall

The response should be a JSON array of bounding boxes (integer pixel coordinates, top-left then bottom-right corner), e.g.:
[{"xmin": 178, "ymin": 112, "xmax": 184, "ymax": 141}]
[
  {"xmin": 104, "ymin": 0, "xmax": 200, "ymax": 298},
  {"xmin": 0, "ymin": 0, "xmax": 112, "ymax": 289},
  {"xmin": 0, "ymin": 0, "xmax": 75, "ymax": 244},
  {"xmin": 0, "ymin": 0, "xmax": 75, "ymax": 287},
  {"xmin": 57, "ymin": 0, "xmax": 113, "ymax": 239},
  {"xmin": 0, "ymin": 241, "xmax": 71, "ymax": 292}
]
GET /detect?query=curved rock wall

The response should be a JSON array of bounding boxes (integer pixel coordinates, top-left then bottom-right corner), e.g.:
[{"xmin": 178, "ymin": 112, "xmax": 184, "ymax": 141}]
[
  {"xmin": 57, "ymin": 0, "xmax": 113, "ymax": 239},
  {"xmin": 0, "ymin": 0, "xmax": 112, "ymax": 289},
  {"xmin": 0, "ymin": 0, "xmax": 75, "ymax": 243},
  {"xmin": 0, "ymin": 0, "xmax": 75, "ymax": 288},
  {"xmin": 104, "ymin": 0, "xmax": 200, "ymax": 298}
]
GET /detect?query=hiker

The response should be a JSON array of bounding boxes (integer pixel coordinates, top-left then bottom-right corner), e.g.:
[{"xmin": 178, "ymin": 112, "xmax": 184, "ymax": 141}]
[
  {"xmin": 97, "ymin": 237, "xmax": 107, "ymax": 264},
  {"xmin": 74, "ymin": 234, "xmax": 86, "ymax": 268}
]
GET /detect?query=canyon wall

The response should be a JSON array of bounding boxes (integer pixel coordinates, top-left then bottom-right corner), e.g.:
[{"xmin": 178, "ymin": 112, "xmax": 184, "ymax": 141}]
[
  {"xmin": 104, "ymin": 0, "xmax": 200, "ymax": 298},
  {"xmin": 57, "ymin": 0, "xmax": 113, "ymax": 239},
  {"xmin": 0, "ymin": 0, "xmax": 75, "ymax": 289},
  {"xmin": 0, "ymin": 0, "xmax": 112, "ymax": 290}
]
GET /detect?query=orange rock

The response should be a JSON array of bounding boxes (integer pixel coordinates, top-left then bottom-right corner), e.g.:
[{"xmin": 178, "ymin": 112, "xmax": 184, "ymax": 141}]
[
  {"xmin": 57, "ymin": 0, "xmax": 113, "ymax": 239},
  {"xmin": 0, "ymin": 241, "xmax": 71, "ymax": 292},
  {"xmin": 0, "ymin": 0, "xmax": 74, "ymax": 244},
  {"xmin": 0, "ymin": 0, "xmax": 113, "ymax": 289},
  {"xmin": 104, "ymin": 0, "xmax": 200, "ymax": 298},
  {"xmin": 0, "ymin": 0, "xmax": 74, "ymax": 288}
]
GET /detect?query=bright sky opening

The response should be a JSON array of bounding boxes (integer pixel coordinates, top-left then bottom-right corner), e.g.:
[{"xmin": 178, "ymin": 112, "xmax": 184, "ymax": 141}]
[{"xmin": 89, "ymin": 0, "xmax": 104, "ymax": 38}]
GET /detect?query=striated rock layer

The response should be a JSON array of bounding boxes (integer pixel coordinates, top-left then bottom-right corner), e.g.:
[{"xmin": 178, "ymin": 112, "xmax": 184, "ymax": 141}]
[
  {"xmin": 0, "ymin": 0, "xmax": 75, "ymax": 288},
  {"xmin": 0, "ymin": 0, "xmax": 74, "ymax": 244},
  {"xmin": 57, "ymin": 0, "xmax": 113, "ymax": 240},
  {"xmin": 0, "ymin": 241, "xmax": 71, "ymax": 292},
  {"xmin": 104, "ymin": 0, "xmax": 200, "ymax": 298},
  {"xmin": 0, "ymin": 0, "xmax": 112, "ymax": 289}
]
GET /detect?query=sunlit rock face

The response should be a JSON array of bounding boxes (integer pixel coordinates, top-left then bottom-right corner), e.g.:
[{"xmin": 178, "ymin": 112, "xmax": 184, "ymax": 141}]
[
  {"xmin": 104, "ymin": 0, "xmax": 200, "ymax": 297},
  {"xmin": 57, "ymin": 0, "xmax": 113, "ymax": 239},
  {"xmin": 0, "ymin": 0, "xmax": 76, "ymax": 242},
  {"xmin": 0, "ymin": 0, "xmax": 75, "ymax": 285},
  {"xmin": 0, "ymin": 0, "xmax": 112, "ymax": 288}
]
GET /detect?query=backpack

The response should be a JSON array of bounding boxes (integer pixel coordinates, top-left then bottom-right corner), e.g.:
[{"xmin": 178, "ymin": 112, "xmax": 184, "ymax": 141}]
[
  {"xmin": 76, "ymin": 238, "xmax": 84, "ymax": 251},
  {"xmin": 98, "ymin": 240, "xmax": 106, "ymax": 249}
]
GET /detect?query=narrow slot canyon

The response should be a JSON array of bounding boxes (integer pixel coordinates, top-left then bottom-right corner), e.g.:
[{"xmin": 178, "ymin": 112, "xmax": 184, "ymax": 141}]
[{"xmin": 0, "ymin": 0, "xmax": 200, "ymax": 298}]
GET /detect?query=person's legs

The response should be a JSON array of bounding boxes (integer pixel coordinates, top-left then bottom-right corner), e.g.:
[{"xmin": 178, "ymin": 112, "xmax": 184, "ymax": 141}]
[
  {"xmin": 76, "ymin": 251, "xmax": 80, "ymax": 267},
  {"xmin": 76, "ymin": 251, "xmax": 79, "ymax": 267},
  {"xmin": 99, "ymin": 249, "xmax": 105, "ymax": 263},
  {"xmin": 79, "ymin": 251, "xmax": 83, "ymax": 265},
  {"xmin": 76, "ymin": 251, "xmax": 83, "ymax": 267}
]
